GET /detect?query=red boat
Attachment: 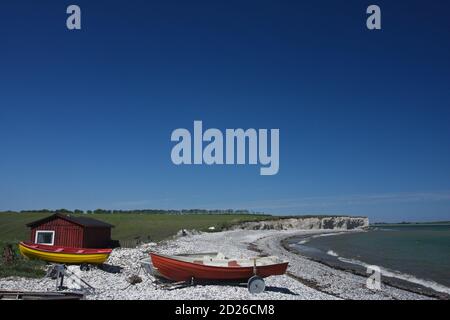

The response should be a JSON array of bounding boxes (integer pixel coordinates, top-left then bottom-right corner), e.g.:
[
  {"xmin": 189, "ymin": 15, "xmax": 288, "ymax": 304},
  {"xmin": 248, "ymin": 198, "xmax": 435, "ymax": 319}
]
[{"xmin": 150, "ymin": 252, "xmax": 289, "ymax": 282}]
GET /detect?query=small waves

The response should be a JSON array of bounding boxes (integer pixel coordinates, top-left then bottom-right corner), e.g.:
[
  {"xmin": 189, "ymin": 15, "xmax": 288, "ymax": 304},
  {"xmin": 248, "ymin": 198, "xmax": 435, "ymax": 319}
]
[
  {"xmin": 327, "ymin": 250, "xmax": 339, "ymax": 257},
  {"xmin": 337, "ymin": 256, "xmax": 450, "ymax": 295}
]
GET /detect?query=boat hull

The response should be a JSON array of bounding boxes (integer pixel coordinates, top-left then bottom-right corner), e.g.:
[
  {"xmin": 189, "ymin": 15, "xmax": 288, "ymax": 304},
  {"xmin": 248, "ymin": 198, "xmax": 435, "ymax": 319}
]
[
  {"xmin": 150, "ymin": 252, "xmax": 289, "ymax": 282},
  {"xmin": 19, "ymin": 242, "xmax": 111, "ymax": 264}
]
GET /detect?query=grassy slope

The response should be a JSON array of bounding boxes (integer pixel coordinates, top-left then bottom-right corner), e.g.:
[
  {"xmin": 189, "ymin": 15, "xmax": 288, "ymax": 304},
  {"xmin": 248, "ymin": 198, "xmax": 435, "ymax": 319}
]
[
  {"xmin": 0, "ymin": 212, "xmax": 269, "ymax": 243},
  {"xmin": 0, "ymin": 245, "xmax": 46, "ymax": 278}
]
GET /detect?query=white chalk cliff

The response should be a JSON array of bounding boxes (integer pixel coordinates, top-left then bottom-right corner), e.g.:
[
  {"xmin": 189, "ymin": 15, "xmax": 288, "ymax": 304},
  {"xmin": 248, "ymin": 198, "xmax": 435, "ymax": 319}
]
[{"xmin": 233, "ymin": 216, "xmax": 369, "ymax": 231}]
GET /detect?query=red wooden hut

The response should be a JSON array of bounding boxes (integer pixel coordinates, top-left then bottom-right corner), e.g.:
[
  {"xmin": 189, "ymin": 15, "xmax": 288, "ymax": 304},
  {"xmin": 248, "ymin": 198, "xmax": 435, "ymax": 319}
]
[{"xmin": 26, "ymin": 213, "xmax": 114, "ymax": 248}]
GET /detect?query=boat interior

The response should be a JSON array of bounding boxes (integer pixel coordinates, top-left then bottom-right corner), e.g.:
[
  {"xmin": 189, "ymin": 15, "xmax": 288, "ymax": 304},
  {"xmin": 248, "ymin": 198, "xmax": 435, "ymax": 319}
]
[{"xmin": 159, "ymin": 252, "xmax": 288, "ymax": 267}]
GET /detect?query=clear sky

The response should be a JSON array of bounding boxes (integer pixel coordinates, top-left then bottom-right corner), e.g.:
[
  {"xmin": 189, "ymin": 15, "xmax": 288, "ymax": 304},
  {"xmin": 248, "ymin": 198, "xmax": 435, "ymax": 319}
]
[{"xmin": 1, "ymin": 1, "xmax": 450, "ymax": 222}]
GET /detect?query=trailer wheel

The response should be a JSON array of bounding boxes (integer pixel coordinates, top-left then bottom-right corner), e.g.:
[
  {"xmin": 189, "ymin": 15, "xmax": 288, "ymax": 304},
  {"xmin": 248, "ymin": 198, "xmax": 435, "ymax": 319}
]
[{"xmin": 247, "ymin": 276, "xmax": 265, "ymax": 294}]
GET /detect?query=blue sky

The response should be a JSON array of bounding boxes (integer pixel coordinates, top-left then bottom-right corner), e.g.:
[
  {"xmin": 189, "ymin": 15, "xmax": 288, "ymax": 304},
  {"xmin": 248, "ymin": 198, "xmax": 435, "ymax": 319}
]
[{"xmin": 1, "ymin": 1, "xmax": 450, "ymax": 222}]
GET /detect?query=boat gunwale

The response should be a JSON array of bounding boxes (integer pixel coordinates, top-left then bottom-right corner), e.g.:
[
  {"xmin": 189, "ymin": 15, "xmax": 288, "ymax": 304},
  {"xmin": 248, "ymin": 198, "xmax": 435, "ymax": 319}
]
[
  {"xmin": 150, "ymin": 251, "xmax": 289, "ymax": 269},
  {"xmin": 19, "ymin": 241, "xmax": 112, "ymax": 255}
]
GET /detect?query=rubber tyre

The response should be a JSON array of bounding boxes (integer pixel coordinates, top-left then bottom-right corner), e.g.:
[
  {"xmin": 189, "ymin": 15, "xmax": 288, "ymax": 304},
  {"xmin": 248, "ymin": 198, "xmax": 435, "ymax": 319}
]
[{"xmin": 247, "ymin": 276, "xmax": 265, "ymax": 294}]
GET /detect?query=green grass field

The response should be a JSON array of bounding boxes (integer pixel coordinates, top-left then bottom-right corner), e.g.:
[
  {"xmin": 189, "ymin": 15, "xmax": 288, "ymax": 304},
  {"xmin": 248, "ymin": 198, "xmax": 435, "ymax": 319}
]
[{"xmin": 0, "ymin": 244, "xmax": 46, "ymax": 278}]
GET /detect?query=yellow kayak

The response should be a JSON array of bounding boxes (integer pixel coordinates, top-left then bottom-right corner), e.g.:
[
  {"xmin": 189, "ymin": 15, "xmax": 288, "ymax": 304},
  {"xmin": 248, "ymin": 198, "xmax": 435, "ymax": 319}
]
[{"xmin": 19, "ymin": 242, "xmax": 112, "ymax": 264}]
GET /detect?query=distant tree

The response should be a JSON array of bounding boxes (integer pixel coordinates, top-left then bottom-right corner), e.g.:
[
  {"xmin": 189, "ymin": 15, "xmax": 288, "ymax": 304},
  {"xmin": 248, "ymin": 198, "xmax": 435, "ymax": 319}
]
[
  {"xmin": 10, "ymin": 208, "xmax": 268, "ymax": 216},
  {"xmin": 57, "ymin": 208, "xmax": 73, "ymax": 214},
  {"xmin": 93, "ymin": 209, "xmax": 112, "ymax": 214}
]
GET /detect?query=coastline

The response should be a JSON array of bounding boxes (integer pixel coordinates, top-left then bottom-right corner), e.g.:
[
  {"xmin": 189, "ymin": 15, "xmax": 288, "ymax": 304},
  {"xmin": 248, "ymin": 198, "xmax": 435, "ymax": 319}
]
[
  {"xmin": 251, "ymin": 230, "xmax": 447, "ymax": 300},
  {"xmin": 0, "ymin": 229, "xmax": 442, "ymax": 300},
  {"xmin": 277, "ymin": 232, "xmax": 450, "ymax": 300}
]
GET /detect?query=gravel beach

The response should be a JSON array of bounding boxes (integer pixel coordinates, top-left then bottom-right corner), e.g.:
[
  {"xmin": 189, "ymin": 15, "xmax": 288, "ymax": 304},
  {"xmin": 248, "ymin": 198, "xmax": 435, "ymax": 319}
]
[{"xmin": 0, "ymin": 229, "xmax": 433, "ymax": 300}]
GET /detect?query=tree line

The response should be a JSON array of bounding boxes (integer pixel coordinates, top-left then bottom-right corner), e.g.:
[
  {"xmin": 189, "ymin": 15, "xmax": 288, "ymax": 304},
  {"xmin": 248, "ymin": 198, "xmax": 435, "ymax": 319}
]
[{"xmin": 1, "ymin": 209, "xmax": 268, "ymax": 215}]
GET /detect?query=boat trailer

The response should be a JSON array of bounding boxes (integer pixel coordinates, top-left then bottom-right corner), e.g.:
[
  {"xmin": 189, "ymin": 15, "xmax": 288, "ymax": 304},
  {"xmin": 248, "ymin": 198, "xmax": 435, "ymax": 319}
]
[
  {"xmin": 138, "ymin": 258, "xmax": 266, "ymax": 294},
  {"xmin": 47, "ymin": 264, "xmax": 96, "ymax": 293}
]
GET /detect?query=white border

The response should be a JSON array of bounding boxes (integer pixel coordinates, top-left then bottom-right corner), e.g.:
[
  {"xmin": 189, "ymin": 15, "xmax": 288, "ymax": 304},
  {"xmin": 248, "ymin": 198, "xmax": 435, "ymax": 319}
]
[{"xmin": 35, "ymin": 230, "xmax": 55, "ymax": 245}]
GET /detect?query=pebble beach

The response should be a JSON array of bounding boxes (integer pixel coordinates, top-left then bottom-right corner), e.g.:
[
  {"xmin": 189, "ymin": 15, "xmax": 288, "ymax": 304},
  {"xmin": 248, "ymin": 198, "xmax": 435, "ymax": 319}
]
[{"xmin": 0, "ymin": 229, "xmax": 434, "ymax": 300}]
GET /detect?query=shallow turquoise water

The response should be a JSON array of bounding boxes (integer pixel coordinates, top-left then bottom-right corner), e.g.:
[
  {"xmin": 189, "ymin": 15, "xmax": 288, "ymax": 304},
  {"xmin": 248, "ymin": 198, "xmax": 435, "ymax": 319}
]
[{"xmin": 299, "ymin": 224, "xmax": 450, "ymax": 288}]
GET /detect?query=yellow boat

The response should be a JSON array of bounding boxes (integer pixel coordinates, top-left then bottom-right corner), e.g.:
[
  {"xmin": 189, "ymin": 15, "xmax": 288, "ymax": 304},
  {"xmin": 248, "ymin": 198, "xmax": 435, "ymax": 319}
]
[{"xmin": 19, "ymin": 242, "xmax": 112, "ymax": 264}]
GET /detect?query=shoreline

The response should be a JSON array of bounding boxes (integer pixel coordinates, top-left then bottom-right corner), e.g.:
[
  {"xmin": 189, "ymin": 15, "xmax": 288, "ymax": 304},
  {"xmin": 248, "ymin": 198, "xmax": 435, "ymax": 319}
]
[
  {"xmin": 278, "ymin": 232, "xmax": 450, "ymax": 300},
  {"xmin": 0, "ymin": 229, "xmax": 444, "ymax": 300},
  {"xmin": 251, "ymin": 229, "xmax": 440, "ymax": 300}
]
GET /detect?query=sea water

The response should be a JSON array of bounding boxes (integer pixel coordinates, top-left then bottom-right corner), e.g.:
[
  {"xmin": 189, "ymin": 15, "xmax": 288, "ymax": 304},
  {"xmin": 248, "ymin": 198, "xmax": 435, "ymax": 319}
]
[{"xmin": 289, "ymin": 224, "xmax": 450, "ymax": 296}]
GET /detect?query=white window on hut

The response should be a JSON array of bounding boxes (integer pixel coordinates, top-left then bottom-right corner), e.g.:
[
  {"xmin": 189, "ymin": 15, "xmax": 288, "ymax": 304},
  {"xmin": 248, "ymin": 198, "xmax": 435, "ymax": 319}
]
[{"xmin": 35, "ymin": 230, "xmax": 55, "ymax": 245}]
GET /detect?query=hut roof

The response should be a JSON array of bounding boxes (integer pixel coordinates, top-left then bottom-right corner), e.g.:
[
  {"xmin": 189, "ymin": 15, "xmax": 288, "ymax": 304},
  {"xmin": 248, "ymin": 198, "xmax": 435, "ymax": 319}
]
[{"xmin": 26, "ymin": 213, "xmax": 114, "ymax": 228}]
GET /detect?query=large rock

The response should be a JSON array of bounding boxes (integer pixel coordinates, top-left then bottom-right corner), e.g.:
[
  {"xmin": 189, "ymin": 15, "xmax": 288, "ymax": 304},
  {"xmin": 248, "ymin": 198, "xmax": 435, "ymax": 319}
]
[{"xmin": 231, "ymin": 216, "xmax": 369, "ymax": 231}]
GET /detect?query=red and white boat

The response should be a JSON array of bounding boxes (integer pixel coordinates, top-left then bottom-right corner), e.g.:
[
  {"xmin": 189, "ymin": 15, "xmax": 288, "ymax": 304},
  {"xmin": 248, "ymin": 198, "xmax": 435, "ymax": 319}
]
[{"xmin": 149, "ymin": 252, "xmax": 289, "ymax": 282}]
